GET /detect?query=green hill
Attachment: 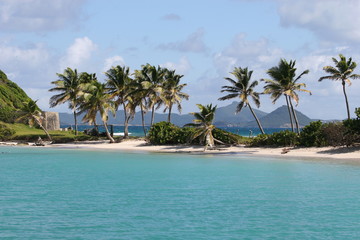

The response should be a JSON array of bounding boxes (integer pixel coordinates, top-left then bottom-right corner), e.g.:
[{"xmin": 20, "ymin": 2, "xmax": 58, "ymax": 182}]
[{"xmin": 0, "ymin": 70, "xmax": 35, "ymax": 123}]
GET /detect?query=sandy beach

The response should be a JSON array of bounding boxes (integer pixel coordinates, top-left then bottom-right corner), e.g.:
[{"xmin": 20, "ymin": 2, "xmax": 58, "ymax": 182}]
[{"xmin": 47, "ymin": 139, "xmax": 360, "ymax": 160}]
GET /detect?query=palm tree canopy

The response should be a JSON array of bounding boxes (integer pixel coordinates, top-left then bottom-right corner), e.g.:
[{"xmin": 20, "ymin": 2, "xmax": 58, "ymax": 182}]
[
  {"xmin": 16, "ymin": 100, "xmax": 42, "ymax": 127},
  {"xmin": 78, "ymin": 80, "xmax": 115, "ymax": 125},
  {"xmin": 162, "ymin": 69, "xmax": 189, "ymax": 113},
  {"xmin": 189, "ymin": 104, "xmax": 217, "ymax": 127},
  {"xmin": 219, "ymin": 67, "xmax": 261, "ymax": 113},
  {"xmin": 319, "ymin": 54, "xmax": 360, "ymax": 85},
  {"xmin": 49, "ymin": 68, "xmax": 91, "ymax": 109},
  {"xmin": 263, "ymin": 59, "xmax": 311, "ymax": 104},
  {"xmin": 105, "ymin": 65, "xmax": 132, "ymax": 107}
]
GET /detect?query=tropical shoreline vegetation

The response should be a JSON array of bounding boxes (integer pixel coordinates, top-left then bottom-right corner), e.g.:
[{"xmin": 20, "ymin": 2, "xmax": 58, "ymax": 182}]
[{"xmin": 0, "ymin": 54, "xmax": 359, "ymax": 149}]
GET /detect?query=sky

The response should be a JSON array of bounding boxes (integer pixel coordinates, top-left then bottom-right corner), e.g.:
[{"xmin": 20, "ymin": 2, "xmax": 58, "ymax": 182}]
[{"xmin": 1, "ymin": 0, "xmax": 360, "ymax": 120}]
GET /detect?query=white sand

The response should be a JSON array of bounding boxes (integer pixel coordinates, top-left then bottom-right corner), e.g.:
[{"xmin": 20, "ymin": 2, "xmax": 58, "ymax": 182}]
[{"xmin": 49, "ymin": 139, "xmax": 360, "ymax": 160}]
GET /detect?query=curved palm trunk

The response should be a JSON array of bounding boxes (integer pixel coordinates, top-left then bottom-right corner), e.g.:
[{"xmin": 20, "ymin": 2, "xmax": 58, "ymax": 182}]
[
  {"xmin": 123, "ymin": 102, "xmax": 129, "ymax": 138},
  {"xmin": 36, "ymin": 119, "xmax": 52, "ymax": 141},
  {"xmin": 342, "ymin": 80, "xmax": 351, "ymax": 120},
  {"xmin": 103, "ymin": 122, "xmax": 115, "ymax": 143},
  {"xmin": 140, "ymin": 104, "xmax": 147, "ymax": 137},
  {"xmin": 288, "ymin": 96, "xmax": 300, "ymax": 134},
  {"xmin": 167, "ymin": 104, "xmax": 173, "ymax": 123},
  {"xmin": 248, "ymin": 104, "xmax": 265, "ymax": 134},
  {"xmin": 285, "ymin": 96, "xmax": 294, "ymax": 132}
]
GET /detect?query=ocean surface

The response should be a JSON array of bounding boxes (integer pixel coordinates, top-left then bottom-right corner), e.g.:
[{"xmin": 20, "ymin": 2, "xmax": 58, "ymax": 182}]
[
  {"xmin": 62, "ymin": 125, "xmax": 290, "ymax": 137},
  {"xmin": 1, "ymin": 146, "xmax": 360, "ymax": 239}
]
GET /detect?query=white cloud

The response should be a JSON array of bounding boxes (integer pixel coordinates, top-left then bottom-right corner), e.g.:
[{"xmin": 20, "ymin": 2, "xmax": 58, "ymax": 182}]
[
  {"xmin": 103, "ymin": 56, "xmax": 126, "ymax": 72},
  {"xmin": 277, "ymin": 0, "xmax": 360, "ymax": 44},
  {"xmin": 158, "ymin": 28, "xmax": 208, "ymax": 53},
  {"xmin": 0, "ymin": 0, "xmax": 86, "ymax": 32},
  {"xmin": 160, "ymin": 57, "xmax": 191, "ymax": 75},
  {"xmin": 60, "ymin": 37, "xmax": 97, "ymax": 70}
]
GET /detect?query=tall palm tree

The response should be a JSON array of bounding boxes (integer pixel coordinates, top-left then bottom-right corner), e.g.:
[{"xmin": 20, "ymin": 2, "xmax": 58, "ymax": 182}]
[
  {"xmin": 162, "ymin": 69, "xmax": 189, "ymax": 123},
  {"xmin": 186, "ymin": 104, "xmax": 217, "ymax": 151},
  {"xmin": 49, "ymin": 68, "xmax": 90, "ymax": 135},
  {"xmin": 16, "ymin": 100, "xmax": 52, "ymax": 141},
  {"xmin": 319, "ymin": 54, "xmax": 360, "ymax": 120},
  {"xmin": 105, "ymin": 65, "xmax": 133, "ymax": 138},
  {"xmin": 263, "ymin": 59, "xmax": 310, "ymax": 133},
  {"xmin": 219, "ymin": 67, "xmax": 265, "ymax": 134},
  {"xmin": 139, "ymin": 64, "xmax": 165, "ymax": 126},
  {"xmin": 78, "ymin": 79, "xmax": 116, "ymax": 143},
  {"xmin": 133, "ymin": 69, "xmax": 150, "ymax": 136}
]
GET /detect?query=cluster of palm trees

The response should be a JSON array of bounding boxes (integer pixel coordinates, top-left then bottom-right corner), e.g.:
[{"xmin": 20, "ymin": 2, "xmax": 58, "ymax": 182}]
[
  {"xmin": 49, "ymin": 64, "xmax": 189, "ymax": 142},
  {"xmin": 217, "ymin": 54, "xmax": 359, "ymax": 136}
]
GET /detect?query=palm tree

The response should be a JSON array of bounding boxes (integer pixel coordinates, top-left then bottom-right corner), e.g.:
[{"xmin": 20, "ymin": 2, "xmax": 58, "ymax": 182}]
[
  {"xmin": 139, "ymin": 64, "xmax": 165, "ymax": 126},
  {"xmin": 133, "ymin": 69, "xmax": 150, "ymax": 136},
  {"xmin": 319, "ymin": 54, "xmax": 360, "ymax": 120},
  {"xmin": 16, "ymin": 100, "xmax": 52, "ymax": 141},
  {"xmin": 219, "ymin": 67, "xmax": 265, "ymax": 134},
  {"xmin": 263, "ymin": 59, "xmax": 310, "ymax": 133},
  {"xmin": 185, "ymin": 104, "xmax": 217, "ymax": 151},
  {"xmin": 162, "ymin": 69, "xmax": 189, "ymax": 123},
  {"xmin": 105, "ymin": 65, "xmax": 133, "ymax": 138},
  {"xmin": 49, "ymin": 68, "xmax": 90, "ymax": 135},
  {"xmin": 78, "ymin": 78, "xmax": 116, "ymax": 143}
]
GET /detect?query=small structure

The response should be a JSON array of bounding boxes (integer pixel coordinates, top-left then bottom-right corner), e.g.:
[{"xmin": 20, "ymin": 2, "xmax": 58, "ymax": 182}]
[{"xmin": 42, "ymin": 112, "xmax": 60, "ymax": 131}]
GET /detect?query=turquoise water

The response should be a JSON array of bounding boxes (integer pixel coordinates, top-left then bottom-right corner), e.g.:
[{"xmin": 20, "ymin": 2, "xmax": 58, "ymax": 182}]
[
  {"xmin": 1, "ymin": 147, "xmax": 360, "ymax": 239},
  {"xmin": 62, "ymin": 125, "xmax": 291, "ymax": 137}
]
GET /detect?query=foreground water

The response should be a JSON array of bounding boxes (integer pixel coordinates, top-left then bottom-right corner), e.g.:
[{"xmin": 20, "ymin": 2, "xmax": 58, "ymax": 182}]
[{"xmin": 1, "ymin": 147, "xmax": 360, "ymax": 239}]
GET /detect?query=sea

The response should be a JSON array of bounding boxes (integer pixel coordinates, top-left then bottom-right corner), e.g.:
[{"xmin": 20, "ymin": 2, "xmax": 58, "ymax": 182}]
[
  {"xmin": 1, "ymin": 146, "xmax": 360, "ymax": 239},
  {"xmin": 61, "ymin": 125, "xmax": 290, "ymax": 137}
]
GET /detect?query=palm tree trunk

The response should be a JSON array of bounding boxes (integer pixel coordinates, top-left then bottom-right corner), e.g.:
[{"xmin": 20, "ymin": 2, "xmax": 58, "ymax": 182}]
[
  {"xmin": 103, "ymin": 122, "xmax": 115, "ymax": 143},
  {"xmin": 73, "ymin": 107, "xmax": 78, "ymax": 135},
  {"xmin": 167, "ymin": 104, "xmax": 172, "ymax": 123},
  {"xmin": 123, "ymin": 102, "xmax": 129, "ymax": 138},
  {"xmin": 342, "ymin": 80, "xmax": 351, "ymax": 120},
  {"xmin": 140, "ymin": 104, "xmax": 147, "ymax": 137},
  {"xmin": 151, "ymin": 105, "xmax": 155, "ymax": 126},
  {"xmin": 288, "ymin": 96, "xmax": 300, "ymax": 134},
  {"xmin": 36, "ymin": 119, "xmax": 52, "ymax": 141},
  {"xmin": 248, "ymin": 104, "xmax": 265, "ymax": 134},
  {"xmin": 285, "ymin": 95, "xmax": 294, "ymax": 132}
]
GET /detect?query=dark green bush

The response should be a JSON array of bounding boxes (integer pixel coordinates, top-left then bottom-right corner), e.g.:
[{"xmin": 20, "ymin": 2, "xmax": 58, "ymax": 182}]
[
  {"xmin": 0, "ymin": 124, "xmax": 15, "ymax": 140},
  {"xmin": 213, "ymin": 128, "xmax": 249, "ymax": 145},
  {"xmin": 299, "ymin": 121, "xmax": 326, "ymax": 147},
  {"xmin": 321, "ymin": 122, "xmax": 346, "ymax": 147},
  {"xmin": 250, "ymin": 130, "xmax": 298, "ymax": 147},
  {"xmin": 148, "ymin": 121, "xmax": 181, "ymax": 145}
]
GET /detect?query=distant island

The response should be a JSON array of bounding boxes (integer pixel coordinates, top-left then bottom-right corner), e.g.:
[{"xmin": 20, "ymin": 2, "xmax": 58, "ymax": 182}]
[{"xmin": 59, "ymin": 101, "xmax": 316, "ymax": 128}]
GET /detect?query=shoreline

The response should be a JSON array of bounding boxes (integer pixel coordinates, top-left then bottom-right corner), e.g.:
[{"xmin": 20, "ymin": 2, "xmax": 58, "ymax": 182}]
[
  {"xmin": 2, "ymin": 139, "xmax": 359, "ymax": 161},
  {"xmin": 41, "ymin": 139, "xmax": 360, "ymax": 161}
]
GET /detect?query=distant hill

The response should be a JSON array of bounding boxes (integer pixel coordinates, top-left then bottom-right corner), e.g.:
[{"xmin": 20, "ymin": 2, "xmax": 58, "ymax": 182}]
[
  {"xmin": 244, "ymin": 105, "xmax": 313, "ymax": 128},
  {"xmin": 214, "ymin": 101, "xmax": 268, "ymax": 126},
  {"xmin": 59, "ymin": 102, "xmax": 313, "ymax": 128},
  {"xmin": 0, "ymin": 70, "xmax": 35, "ymax": 123}
]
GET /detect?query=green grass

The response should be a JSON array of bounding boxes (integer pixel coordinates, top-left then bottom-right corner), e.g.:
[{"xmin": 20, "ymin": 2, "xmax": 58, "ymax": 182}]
[{"xmin": 2, "ymin": 122, "xmax": 94, "ymax": 143}]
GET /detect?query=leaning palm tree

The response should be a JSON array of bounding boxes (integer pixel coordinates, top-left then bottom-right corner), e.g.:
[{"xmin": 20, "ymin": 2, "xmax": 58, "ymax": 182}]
[
  {"xmin": 219, "ymin": 67, "xmax": 265, "ymax": 134},
  {"xmin": 185, "ymin": 104, "xmax": 217, "ymax": 151},
  {"xmin": 319, "ymin": 54, "xmax": 360, "ymax": 120},
  {"xmin": 263, "ymin": 59, "xmax": 310, "ymax": 133},
  {"xmin": 105, "ymin": 65, "xmax": 133, "ymax": 138},
  {"xmin": 49, "ymin": 68, "xmax": 90, "ymax": 135},
  {"xmin": 162, "ymin": 69, "xmax": 189, "ymax": 123},
  {"xmin": 78, "ymin": 79, "xmax": 116, "ymax": 143},
  {"xmin": 16, "ymin": 100, "xmax": 52, "ymax": 141}
]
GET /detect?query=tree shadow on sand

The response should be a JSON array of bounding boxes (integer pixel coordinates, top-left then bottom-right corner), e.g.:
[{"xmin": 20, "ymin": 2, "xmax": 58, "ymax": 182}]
[{"xmin": 318, "ymin": 146, "xmax": 360, "ymax": 155}]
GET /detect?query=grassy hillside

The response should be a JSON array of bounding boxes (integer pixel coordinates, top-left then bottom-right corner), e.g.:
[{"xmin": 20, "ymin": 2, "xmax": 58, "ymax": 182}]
[{"xmin": 0, "ymin": 70, "xmax": 35, "ymax": 123}]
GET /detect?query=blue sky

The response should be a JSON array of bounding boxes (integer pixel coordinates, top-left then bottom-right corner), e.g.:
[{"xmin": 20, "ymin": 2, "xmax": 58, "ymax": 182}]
[{"xmin": 1, "ymin": 0, "xmax": 360, "ymax": 120}]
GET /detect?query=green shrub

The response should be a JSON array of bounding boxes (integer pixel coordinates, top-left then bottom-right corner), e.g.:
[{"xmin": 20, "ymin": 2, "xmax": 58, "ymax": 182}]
[
  {"xmin": 0, "ymin": 124, "xmax": 15, "ymax": 140},
  {"xmin": 148, "ymin": 121, "xmax": 181, "ymax": 145},
  {"xmin": 250, "ymin": 130, "xmax": 298, "ymax": 147},
  {"xmin": 213, "ymin": 128, "xmax": 249, "ymax": 145},
  {"xmin": 299, "ymin": 121, "xmax": 326, "ymax": 147},
  {"xmin": 321, "ymin": 122, "xmax": 346, "ymax": 147}
]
